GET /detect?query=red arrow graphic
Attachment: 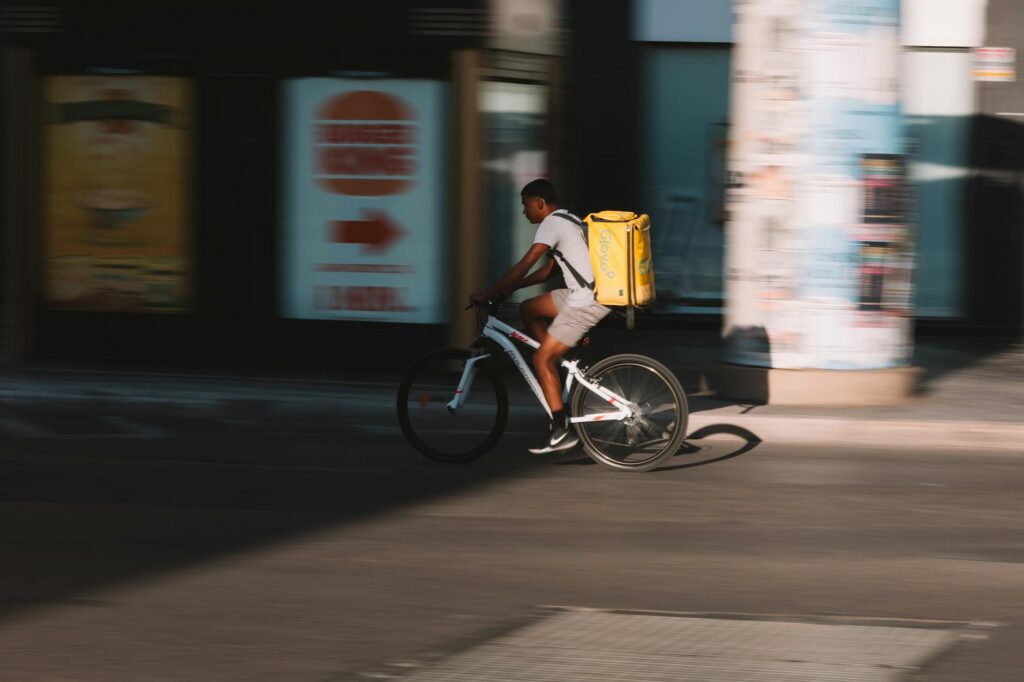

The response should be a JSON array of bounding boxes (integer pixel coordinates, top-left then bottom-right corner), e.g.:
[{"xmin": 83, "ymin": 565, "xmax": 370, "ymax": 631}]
[{"xmin": 329, "ymin": 210, "xmax": 405, "ymax": 255}]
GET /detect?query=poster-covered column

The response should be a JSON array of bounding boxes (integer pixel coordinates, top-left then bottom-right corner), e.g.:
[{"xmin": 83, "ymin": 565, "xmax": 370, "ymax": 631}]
[
  {"xmin": 281, "ymin": 79, "xmax": 447, "ymax": 323},
  {"xmin": 725, "ymin": 0, "xmax": 912, "ymax": 372}
]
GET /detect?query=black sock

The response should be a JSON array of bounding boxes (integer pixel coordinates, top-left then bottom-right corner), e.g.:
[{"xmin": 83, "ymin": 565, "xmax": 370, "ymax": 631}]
[{"xmin": 551, "ymin": 410, "xmax": 566, "ymax": 430}]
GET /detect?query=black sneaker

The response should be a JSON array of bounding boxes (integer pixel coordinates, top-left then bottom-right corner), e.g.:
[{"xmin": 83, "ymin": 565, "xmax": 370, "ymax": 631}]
[{"xmin": 528, "ymin": 423, "xmax": 579, "ymax": 454}]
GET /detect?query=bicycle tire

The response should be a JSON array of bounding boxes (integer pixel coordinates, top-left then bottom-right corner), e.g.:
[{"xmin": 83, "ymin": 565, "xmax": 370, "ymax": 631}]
[
  {"xmin": 571, "ymin": 353, "xmax": 688, "ymax": 472},
  {"xmin": 396, "ymin": 347, "xmax": 508, "ymax": 463}
]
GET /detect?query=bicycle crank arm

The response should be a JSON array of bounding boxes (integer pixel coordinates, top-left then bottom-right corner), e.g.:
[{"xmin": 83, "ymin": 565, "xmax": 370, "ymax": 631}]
[{"xmin": 571, "ymin": 409, "xmax": 631, "ymax": 424}]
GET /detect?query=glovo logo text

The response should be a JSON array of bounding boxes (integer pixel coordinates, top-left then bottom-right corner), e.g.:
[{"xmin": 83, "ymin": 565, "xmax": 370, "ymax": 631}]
[{"xmin": 598, "ymin": 228, "xmax": 615, "ymax": 279}]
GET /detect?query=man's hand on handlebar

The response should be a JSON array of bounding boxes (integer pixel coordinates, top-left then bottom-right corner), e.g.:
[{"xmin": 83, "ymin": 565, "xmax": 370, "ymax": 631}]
[
  {"xmin": 467, "ymin": 291, "xmax": 507, "ymax": 310},
  {"xmin": 468, "ymin": 291, "xmax": 488, "ymax": 309}
]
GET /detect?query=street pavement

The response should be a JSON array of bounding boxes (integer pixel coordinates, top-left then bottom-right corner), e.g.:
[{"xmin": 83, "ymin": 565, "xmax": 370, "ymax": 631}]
[
  {"xmin": 1, "ymin": 331, "xmax": 1022, "ymax": 680},
  {"xmin": 1, "ymin": 427, "xmax": 1023, "ymax": 681}
]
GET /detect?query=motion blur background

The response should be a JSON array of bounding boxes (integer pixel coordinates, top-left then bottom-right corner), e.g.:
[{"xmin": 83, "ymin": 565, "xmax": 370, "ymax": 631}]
[{"xmin": 0, "ymin": 0, "xmax": 1020, "ymax": 373}]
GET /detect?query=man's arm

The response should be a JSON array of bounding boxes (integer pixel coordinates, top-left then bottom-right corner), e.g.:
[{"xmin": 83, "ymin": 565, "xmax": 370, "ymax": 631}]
[
  {"xmin": 472, "ymin": 243, "xmax": 550, "ymax": 304},
  {"xmin": 513, "ymin": 257, "xmax": 557, "ymax": 292}
]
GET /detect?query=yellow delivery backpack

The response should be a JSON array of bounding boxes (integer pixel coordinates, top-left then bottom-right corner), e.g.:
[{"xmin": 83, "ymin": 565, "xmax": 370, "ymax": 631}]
[{"xmin": 549, "ymin": 210, "xmax": 656, "ymax": 329}]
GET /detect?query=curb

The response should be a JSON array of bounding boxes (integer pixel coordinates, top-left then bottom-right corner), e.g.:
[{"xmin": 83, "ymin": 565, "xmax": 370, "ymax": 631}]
[{"xmin": 686, "ymin": 412, "xmax": 1024, "ymax": 452}]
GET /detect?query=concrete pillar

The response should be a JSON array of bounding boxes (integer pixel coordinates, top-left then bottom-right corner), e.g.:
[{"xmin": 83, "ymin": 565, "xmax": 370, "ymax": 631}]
[
  {"xmin": 716, "ymin": 0, "xmax": 918, "ymax": 405},
  {"xmin": 450, "ymin": 49, "xmax": 485, "ymax": 348}
]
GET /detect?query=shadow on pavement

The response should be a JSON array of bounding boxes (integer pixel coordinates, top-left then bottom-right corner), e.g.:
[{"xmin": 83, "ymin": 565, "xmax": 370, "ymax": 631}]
[
  {"xmin": 657, "ymin": 424, "xmax": 763, "ymax": 471},
  {"xmin": 911, "ymin": 336, "xmax": 1021, "ymax": 396},
  {"xmin": 0, "ymin": 427, "xmax": 553, "ymax": 624},
  {"xmin": 553, "ymin": 423, "xmax": 762, "ymax": 471}
]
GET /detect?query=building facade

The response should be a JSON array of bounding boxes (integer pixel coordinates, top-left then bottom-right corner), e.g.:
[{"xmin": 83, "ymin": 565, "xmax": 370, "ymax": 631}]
[
  {"xmin": 1, "ymin": 1, "xmax": 565, "ymax": 367},
  {"xmin": 2, "ymin": 0, "xmax": 1020, "ymax": 371},
  {"xmin": 574, "ymin": 0, "xmax": 1019, "ymax": 330}
]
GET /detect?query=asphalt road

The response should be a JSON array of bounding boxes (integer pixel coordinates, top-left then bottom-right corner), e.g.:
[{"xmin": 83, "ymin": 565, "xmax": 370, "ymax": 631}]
[{"xmin": 1, "ymin": 402, "xmax": 1023, "ymax": 681}]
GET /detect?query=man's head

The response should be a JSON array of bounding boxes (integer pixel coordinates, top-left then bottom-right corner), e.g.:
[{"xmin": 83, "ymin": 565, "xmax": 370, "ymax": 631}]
[{"xmin": 520, "ymin": 178, "xmax": 558, "ymax": 224}]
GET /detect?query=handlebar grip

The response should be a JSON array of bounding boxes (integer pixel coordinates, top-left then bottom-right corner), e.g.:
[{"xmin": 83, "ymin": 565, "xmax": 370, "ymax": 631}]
[{"xmin": 466, "ymin": 294, "xmax": 506, "ymax": 311}]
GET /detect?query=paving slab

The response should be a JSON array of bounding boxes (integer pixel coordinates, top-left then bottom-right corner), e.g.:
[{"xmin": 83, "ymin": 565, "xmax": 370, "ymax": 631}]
[{"xmin": 382, "ymin": 610, "xmax": 969, "ymax": 682}]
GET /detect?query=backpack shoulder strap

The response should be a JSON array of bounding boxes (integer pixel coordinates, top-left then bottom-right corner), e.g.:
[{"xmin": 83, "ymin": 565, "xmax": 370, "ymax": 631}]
[
  {"xmin": 550, "ymin": 211, "xmax": 585, "ymax": 241},
  {"xmin": 551, "ymin": 210, "xmax": 583, "ymax": 226},
  {"xmin": 549, "ymin": 247, "xmax": 594, "ymax": 290},
  {"xmin": 545, "ymin": 210, "xmax": 594, "ymax": 289}
]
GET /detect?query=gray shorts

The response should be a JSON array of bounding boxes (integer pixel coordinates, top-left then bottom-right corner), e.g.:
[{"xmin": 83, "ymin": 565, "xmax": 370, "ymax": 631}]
[{"xmin": 548, "ymin": 289, "xmax": 611, "ymax": 347}]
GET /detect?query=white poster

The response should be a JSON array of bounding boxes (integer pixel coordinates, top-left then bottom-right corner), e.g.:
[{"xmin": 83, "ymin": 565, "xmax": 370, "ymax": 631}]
[{"xmin": 281, "ymin": 79, "xmax": 447, "ymax": 322}]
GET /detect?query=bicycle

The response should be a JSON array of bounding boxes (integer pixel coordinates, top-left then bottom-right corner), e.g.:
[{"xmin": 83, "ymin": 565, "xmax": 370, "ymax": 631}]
[{"xmin": 396, "ymin": 298, "xmax": 689, "ymax": 472}]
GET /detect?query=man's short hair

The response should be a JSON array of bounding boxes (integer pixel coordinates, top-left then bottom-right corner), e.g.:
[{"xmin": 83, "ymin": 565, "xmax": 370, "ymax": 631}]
[{"xmin": 521, "ymin": 178, "xmax": 557, "ymax": 205}]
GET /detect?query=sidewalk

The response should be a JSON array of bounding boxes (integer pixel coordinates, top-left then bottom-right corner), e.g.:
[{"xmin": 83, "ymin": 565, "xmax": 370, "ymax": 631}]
[
  {"xmin": 686, "ymin": 334, "xmax": 1024, "ymax": 452},
  {"xmin": 1, "ymin": 332, "xmax": 1021, "ymax": 451}
]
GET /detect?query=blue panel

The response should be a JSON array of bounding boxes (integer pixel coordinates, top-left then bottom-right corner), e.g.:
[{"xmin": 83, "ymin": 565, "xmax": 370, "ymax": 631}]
[
  {"xmin": 641, "ymin": 46, "xmax": 733, "ymax": 309},
  {"xmin": 634, "ymin": 0, "xmax": 733, "ymax": 43}
]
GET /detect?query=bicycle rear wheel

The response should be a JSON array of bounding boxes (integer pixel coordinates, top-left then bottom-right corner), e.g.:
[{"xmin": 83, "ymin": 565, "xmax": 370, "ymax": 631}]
[
  {"xmin": 571, "ymin": 353, "xmax": 688, "ymax": 472},
  {"xmin": 397, "ymin": 348, "xmax": 508, "ymax": 463}
]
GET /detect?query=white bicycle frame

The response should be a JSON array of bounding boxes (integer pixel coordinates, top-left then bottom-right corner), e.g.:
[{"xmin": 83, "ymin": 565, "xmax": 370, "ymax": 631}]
[{"xmin": 446, "ymin": 314, "xmax": 637, "ymax": 424}]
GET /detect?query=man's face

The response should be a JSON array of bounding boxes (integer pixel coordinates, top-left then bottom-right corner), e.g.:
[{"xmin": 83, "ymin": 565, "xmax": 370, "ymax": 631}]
[{"xmin": 521, "ymin": 196, "xmax": 545, "ymax": 224}]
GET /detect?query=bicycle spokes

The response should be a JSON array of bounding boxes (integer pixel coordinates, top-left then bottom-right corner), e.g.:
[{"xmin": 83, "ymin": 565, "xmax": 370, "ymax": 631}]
[{"xmin": 571, "ymin": 354, "xmax": 688, "ymax": 472}]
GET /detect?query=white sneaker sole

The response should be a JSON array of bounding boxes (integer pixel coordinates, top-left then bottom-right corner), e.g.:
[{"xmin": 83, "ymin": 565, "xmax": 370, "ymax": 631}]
[{"xmin": 528, "ymin": 435, "xmax": 580, "ymax": 455}]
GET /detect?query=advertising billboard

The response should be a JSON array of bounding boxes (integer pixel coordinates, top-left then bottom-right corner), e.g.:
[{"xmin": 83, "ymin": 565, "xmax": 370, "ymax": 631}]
[
  {"xmin": 281, "ymin": 79, "xmax": 447, "ymax": 323},
  {"xmin": 43, "ymin": 75, "xmax": 192, "ymax": 313}
]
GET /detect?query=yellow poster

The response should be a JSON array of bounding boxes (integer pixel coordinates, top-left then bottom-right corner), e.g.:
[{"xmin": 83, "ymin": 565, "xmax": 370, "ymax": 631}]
[{"xmin": 43, "ymin": 75, "xmax": 191, "ymax": 312}]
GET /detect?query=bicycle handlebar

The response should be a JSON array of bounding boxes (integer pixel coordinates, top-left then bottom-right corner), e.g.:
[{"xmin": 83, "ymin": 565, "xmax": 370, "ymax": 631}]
[{"xmin": 466, "ymin": 294, "xmax": 507, "ymax": 312}]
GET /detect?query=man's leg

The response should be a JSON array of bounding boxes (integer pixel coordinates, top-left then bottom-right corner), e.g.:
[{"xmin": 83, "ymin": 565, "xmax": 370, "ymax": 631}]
[
  {"xmin": 532, "ymin": 332, "xmax": 571, "ymax": 415},
  {"xmin": 519, "ymin": 292, "xmax": 558, "ymax": 343},
  {"xmin": 533, "ymin": 294, "xmax": 597, "ymax": 414},
  {"xmin": 527, "ymin": 332, "xmax": 578, "ymax": 454},
  {"xmin": 526, "ymin": 293, "xmax": 595, "ymax": 453}
]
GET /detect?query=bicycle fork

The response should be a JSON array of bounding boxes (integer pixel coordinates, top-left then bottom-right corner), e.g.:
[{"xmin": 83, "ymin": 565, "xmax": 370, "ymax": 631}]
[{"xmin": 446, "ymin": 353, "xmax": 489, "ymax": 413}]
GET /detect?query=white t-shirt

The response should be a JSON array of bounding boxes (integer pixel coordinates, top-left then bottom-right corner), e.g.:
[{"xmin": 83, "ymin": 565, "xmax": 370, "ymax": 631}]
[{"xmin": 533, "ymin": 209, "xmax": 599, "ymax": 308}]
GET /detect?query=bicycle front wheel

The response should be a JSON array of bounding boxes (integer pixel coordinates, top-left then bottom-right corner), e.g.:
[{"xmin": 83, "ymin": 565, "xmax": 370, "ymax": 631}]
[
  {"xmin": 396, "ymin": 348, "xmax": 508, "ymax": 463},
  {"xmin": 571, "ymin": 353, "xmax": 688, "ymax": 472}
]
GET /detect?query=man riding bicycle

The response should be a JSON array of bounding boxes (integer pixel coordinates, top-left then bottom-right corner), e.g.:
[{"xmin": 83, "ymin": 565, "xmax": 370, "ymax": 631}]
[{"xmin": 469, "ymin": 179, "xmax": 610, "ymax": 454}]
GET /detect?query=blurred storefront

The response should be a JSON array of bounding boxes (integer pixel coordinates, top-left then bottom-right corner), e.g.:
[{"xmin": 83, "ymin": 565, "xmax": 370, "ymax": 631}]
[
  {"xmin": 902, "ymin": 0, "xmax": 986, "ymax": 320},
  {"xmin": 482, "ymin": 81, "xmax": 549, "ymax": 304},
  {"xmin": 635, "ymin": 1, "xmax": 732, "ymax": 315},
  {"xmin": 2, "ymin": 0, "xmax": 1021, "ymax": 372},
  {"xmin": 968, "ymin": 0, "xmax": 1024, "ymax": 329},
  {"xmin": 0, "ymin": 0, "xmax": 566, "ymax": 367},
  {"xmin": 567, "ymin": 0, "xmax": 737, "ymax": 318},
  {"xmin": 571, "ymin": 0, "xmax": 1018, "ymax": 330}
]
